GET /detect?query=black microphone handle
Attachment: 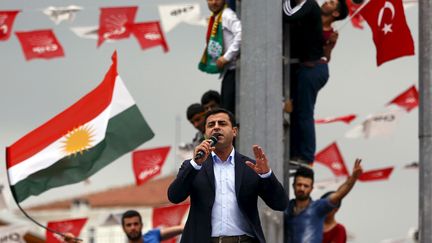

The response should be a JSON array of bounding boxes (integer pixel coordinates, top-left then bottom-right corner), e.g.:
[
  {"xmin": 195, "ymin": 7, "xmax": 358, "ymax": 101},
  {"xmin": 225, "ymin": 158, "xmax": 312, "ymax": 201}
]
[{"xmin": 194, "ymin": 135, "xmax": 219, "ymax": 160}]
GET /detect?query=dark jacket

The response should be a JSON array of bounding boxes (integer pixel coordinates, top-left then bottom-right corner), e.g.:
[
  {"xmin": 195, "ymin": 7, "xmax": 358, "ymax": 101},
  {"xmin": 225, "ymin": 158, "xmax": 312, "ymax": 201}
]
[{"xmin": 168, "ymin": 151, "xmax": 288, "ymax": 243}]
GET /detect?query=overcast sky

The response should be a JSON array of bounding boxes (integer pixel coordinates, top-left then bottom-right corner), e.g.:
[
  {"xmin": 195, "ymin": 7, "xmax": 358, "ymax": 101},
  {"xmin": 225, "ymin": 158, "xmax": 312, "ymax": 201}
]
[{"xmin": 0, "ymin": 0, "xmax": 419, "ymax": 242}]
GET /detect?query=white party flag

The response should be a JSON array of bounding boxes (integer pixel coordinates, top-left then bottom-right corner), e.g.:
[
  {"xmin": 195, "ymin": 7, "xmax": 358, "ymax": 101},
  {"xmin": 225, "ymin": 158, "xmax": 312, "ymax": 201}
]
[
  {"xmin": 345, "ymin": 108, "xmax": 405, "ymax": 139},
  {"xmin": 43, "ymin": 5, "xmax": 83, "ymax": 25},
  {"xmin": 158, "ymin": 3, "xmax": 206, "ymax": 32}
]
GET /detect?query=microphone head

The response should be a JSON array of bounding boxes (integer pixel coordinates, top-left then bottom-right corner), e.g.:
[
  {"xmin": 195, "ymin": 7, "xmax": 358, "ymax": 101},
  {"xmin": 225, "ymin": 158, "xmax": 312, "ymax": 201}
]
[{"xmin": 209, "ymin": 133, "xmax": 221, "ymax": 145}]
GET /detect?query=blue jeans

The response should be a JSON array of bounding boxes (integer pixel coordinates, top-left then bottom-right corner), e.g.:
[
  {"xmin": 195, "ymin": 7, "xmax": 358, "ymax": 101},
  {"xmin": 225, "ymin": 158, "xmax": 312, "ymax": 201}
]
[{"xmin": 290, "ymin": 63, "xmax": 329, "ymax": 163}]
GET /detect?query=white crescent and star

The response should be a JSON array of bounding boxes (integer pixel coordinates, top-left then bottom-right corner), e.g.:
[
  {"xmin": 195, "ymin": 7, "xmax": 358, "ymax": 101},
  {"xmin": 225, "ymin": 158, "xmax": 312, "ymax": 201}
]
[{"xmin": 377, "ymin": 1, "xmax": 396, "ymax": 35}]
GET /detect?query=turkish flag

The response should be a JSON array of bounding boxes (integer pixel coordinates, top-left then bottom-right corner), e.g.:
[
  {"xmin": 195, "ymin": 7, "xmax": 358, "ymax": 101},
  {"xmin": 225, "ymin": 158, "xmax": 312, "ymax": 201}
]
[
  {"xmin": 347, "ymin": 0, "xmax": 364, "ymax": 29},
  {"xmin": 131, "ymin": 21, "xmax": 169, "ymax": 52},
  {"xmin": 97, "ymin": 6, "xmax": 138, "ymax": 47},
  {"xmin": 315, "ymin": 142, "xmax": 349, "ymax": 177},
  {"xmin": 153, "ymin": 203, "xmax": 189, "ymax": 243},
  {"xmin": 315, "ymin": 114, "xmax": 357, "ymax": 125},
  {"xmin": 132, "ymin": 146, "xmax": 170, "ymax": 186},
  {"xmin": 15, "ymin": 29, "xmax": 65, "ymax": 61},
  {"xmin": 359, "ymin": 167, "xmax": 394, "ymax": 181},
  {"xmin": 360, "ymin": 0, "xmax": 414, "ymax": 66},
  {"xmin": 46, "ymin": 218, "xmax": 87, "ymax": 243},
  {"xmin": 0, "ymin": 10, "xmax": 19, "ymax": 41},
  {"xmin": 387, "ymin": 85, "xmax": 418, "ymax": 112}
]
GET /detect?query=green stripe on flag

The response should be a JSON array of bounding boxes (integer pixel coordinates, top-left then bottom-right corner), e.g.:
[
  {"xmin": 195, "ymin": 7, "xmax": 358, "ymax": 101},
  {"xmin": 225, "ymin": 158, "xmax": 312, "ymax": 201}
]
[{"xmin": 11, "ymin": 105, "xmax": 154, "ymax": 203}]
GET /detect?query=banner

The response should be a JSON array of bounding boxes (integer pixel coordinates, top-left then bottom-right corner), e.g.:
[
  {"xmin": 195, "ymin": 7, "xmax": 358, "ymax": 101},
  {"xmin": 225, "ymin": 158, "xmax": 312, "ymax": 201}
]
[
  {"xmin": 15, "ymin": 29, "xmax": 65, "ymax": 61},
  {"xmin": 132, "ymin": 146, "xmax": 170, "ymax": 186},
  {"xmin": 345, "ymin": 108, "xmax": 404, "ymax": 139},
  {"xmin": 0, "ymin": 10, "xmax": 19, "ymax": 41},
  {"xmin": 153, "ymin": 203, "xmax": 189, "ymax": 243},
  {"xmin": 347, "ymin": 0, "xmax": 364, "ymax": 29},
  {"xmin": 158, "ymin": 3, "xmax": 206, "ymax": 32},
  {"xmin": 387, "ymin": 85, "xmax": 418, "ymax": 112},
  {"xmin": 46, "ymin": 218, "xmax": 88, "ymax": 243},
  {"xmin": 71, "ymin": 26, "xmax": 99, "ymax": 39},
  {"xmin": 315, "ymin": 142, "xmax": 350, "ymax": 177},
  {"xmin": 98, "ymin": 6, "xmax": 138, "ymax": 47},
  {"xmin": 359, "ymin": 167, "xmax": 394, "ymax": 181},
  {"xmin": 315, "ymin": 114, "xmax": 357, "ymax": 124},
  {"xmin": 131, "ymin": 22, "xmax": 169, "ymax": 52},
  {"xmin": 43, "ymin": 5, "xmax": 83, "ymax": 25}
]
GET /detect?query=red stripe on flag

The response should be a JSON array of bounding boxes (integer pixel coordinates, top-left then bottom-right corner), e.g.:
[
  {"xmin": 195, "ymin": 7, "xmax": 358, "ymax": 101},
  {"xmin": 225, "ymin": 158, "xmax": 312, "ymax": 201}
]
[{"xmin": 7, "ymin": 52, "xmax": 118, "ymax": 168}]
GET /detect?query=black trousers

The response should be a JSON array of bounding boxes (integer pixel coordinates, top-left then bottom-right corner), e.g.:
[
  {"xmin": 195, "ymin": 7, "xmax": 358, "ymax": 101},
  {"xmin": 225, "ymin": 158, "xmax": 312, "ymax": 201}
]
[{"xmin": 221, "ymin": 69, "xmax": 236, "ymax": 115}]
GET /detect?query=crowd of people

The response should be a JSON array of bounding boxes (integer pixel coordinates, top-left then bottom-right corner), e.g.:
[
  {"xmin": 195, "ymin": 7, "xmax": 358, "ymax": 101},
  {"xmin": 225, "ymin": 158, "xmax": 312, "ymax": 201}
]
[{"xmin": 64, "ymin": 0, "xmax": 360, "ymax": 242}]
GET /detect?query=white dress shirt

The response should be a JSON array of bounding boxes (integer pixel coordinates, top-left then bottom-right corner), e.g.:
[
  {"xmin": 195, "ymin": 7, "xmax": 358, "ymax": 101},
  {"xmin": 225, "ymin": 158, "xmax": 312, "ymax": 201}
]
[
  {"xmin": 221, "ymin": 8, "xmax": 241, "ymax": 70},
  {"xmin": 210, "ymin": 149, "xmax": 253, "ymax": 237}
]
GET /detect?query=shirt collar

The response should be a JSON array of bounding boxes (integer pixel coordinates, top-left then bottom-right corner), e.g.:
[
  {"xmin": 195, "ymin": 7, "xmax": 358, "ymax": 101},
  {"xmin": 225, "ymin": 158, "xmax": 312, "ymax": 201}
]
[{"xmin": 211, "ymin": 148, "xmax": 235, "ymax": 165}]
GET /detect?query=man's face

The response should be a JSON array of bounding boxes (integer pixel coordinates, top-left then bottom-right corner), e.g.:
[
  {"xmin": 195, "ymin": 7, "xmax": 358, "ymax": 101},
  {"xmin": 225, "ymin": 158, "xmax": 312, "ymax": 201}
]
[
  {"xmin": 293, "ymin": 176, "xmax": 313, "ymax": 201},
  {"xmin": 189, "ymin": 112, "xmax": 206, "ymax": 132},
  {"xmin": 321, "ymin": 0, "xmax": 339, "ymax": 17},
  {"xmin": 203, "ymin": 100, "xmax": 219, "ymax": 112},
  {"xmin": 207, "ymin": 0, "xmax": 225, "ymax": 13},
  {"xmin": 122, "ymin": 216, "xmax": 143, "ymax": 241},
  {"xmin": 205, "ymin": 112, "xmax": 237, "ymax": 149}
]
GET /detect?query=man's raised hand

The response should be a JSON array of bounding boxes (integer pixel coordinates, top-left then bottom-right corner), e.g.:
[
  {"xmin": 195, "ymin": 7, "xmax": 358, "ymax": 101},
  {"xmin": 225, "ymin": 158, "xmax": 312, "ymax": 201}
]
[{"xmin": 246, "ymin": 145, "xmax": 271, "ymax": 175}]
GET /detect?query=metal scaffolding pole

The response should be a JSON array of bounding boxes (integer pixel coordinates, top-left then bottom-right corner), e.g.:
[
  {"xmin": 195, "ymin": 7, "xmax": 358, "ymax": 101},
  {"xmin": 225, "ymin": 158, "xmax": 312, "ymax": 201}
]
[
  {"xmin": 419, "ymin": 0, "xmax": 432, "ymax": 241},
  {"xmin": 238, "ymin": 0, "xmax": 285, "ymax": 242}
]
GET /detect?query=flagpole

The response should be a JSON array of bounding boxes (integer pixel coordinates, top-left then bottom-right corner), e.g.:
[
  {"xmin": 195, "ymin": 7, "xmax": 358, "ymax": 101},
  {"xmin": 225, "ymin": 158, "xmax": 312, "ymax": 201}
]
[
  {"xmin": 335, "ymin": 0, "xmax": 371, "ymax": 31},
  {"xmin": 5, "ymin": 147, "xmax": 83, "ymax": 242},
  {"xmin": 419, "ymin": 0, "xmax": 432, "ymax": 240}
]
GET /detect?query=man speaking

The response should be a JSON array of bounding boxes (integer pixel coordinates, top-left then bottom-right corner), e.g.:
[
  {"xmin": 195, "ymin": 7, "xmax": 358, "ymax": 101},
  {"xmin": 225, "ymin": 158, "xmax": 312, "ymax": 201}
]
[{"xmin": 168, "ymin": 108, "xmax": 288, "ymax": 243}]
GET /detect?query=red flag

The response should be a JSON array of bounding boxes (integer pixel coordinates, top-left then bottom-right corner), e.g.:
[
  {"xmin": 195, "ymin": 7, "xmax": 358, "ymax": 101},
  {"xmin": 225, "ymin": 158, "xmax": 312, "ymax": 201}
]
[
  {"xmin": 153, "ymin": 203, "xmax": 189, "ymax": 243},
  {"xmin": 315, "ymin": 142, "xmax": 349, "ymax": 177},
  {"xmin": 46, "ymin": 218, "xmax": 87, "ymax": 243},
  {"xmin": 346, "ymin": 1, "xmax": 365, "ymax": 29},
  {"xmin": 359, "ymin": 167, "xmax": 394, "ymax": 181},
  {"xmin": 98, "ymin": 6, "xmax": 138, "ymax": 47},
  {"xmin": 132, "ymin": 146, "xmax": 170, "ymax": 186},
  {"xmin": 15, "ymin": 29, "xmax": 65, "ymax": 61},
  {"xmin": 360, "ymin": 0, "xmax": 414, "ymax": 66},
  {"xmin": 0, "ymin": 10, "xmax": 19, "ymax": 41},
  {"xmin": 315, "ymin": 114, "xmax": 357, "ymax": 124},
  {"xmin": 132, "ymin": 22, "xmax": 169, "ymax": 52},
  {"xmin": 387, "ymin": 85, "xmax": 418, "ymax": 112}
]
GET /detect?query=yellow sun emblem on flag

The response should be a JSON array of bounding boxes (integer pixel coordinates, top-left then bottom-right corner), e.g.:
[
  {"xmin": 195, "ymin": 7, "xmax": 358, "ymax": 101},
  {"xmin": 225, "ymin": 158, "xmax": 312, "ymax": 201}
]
[{"xmin": 62, "ymin": 125, "xmax": 95, "ymax": 156}]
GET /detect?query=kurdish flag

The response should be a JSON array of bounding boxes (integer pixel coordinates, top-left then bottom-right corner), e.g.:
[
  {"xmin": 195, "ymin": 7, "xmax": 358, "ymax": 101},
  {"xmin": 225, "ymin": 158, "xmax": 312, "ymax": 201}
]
[{"xmin": 6, "ymin": 52, "xmax": 154, "ymax": 203}]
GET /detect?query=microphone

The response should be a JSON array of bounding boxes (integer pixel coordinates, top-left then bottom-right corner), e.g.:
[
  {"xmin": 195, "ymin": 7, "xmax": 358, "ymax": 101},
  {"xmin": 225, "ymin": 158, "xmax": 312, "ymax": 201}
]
[{"xmin": 194, "ymin": 134, "xmax": 220, "ymax": 160}]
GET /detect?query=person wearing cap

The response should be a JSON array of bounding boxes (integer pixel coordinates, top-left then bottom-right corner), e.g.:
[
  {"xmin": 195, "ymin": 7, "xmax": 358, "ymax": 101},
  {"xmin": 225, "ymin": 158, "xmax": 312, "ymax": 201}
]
[
  {"xmin": 168, "ymin": 108, "xmax": 288, "ymax": 243},
  {"xmin": 321, "ymin": 191, "xmax": 347, "ymax": 243},
  {"xmin": 285, "ymin": 159, "xmax": 362, "ymax": 243}
]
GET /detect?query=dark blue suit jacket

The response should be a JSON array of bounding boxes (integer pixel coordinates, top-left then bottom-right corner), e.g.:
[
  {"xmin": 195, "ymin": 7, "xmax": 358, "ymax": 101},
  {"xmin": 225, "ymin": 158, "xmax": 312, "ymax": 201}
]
[{"xmin": 168, "ymin": 151, "xmax": 288, "ymax": 243}]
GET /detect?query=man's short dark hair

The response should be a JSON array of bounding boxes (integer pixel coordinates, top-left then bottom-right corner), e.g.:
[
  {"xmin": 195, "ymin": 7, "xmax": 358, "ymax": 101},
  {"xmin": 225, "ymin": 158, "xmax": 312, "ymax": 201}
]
[
  {"xmin": 201, "ymin": 90, "xmax": 221, "ymax": 106},
  {"xmin": 122, "ymin": 210, "xmax": 142, "ymax": 225},
  {"xmin": 321, "ymin": 191, "xmax": 341, "ymax": 207},
  {"xmin": 186, "ymin": 103, "xmax": 205, "ymax": 120},
  {"xmin": 294, "ymin": 167, "xmax": 315, "ymax": 184},
  {"xmin": 335, "ymin": 0, "xmax": 349, "ymax": 21},
  {"xmin": 204, "ymin": 108, "xmax": 236, "ymax": 128}
]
